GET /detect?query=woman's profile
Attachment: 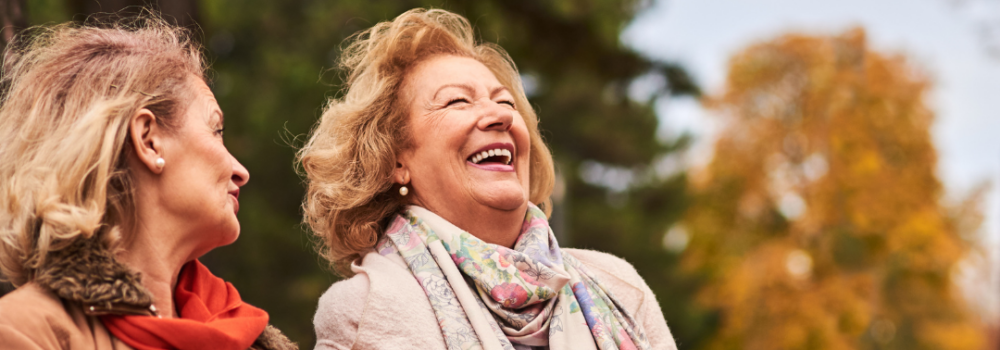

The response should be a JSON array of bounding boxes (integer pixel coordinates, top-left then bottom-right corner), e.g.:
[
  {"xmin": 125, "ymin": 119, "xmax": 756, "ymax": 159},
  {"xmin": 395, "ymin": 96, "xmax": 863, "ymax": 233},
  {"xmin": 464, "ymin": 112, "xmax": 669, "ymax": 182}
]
[
  {"xmin": 0, "ymin": 16, "xmax": 297, "ymax": 350},
  {"xmin": 300, "ymin": 8, "xmax": 677, "ymax": 350}
]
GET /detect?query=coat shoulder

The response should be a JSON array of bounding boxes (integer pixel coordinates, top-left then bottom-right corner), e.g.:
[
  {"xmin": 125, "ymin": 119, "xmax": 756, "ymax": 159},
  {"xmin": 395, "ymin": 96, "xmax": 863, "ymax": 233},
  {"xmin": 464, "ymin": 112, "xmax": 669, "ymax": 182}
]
[
  {"xmin": 314, "ymin": 252, "xmax": 445, "ymax": 350},
  {"xmin": 563, "ymin": 248, "xmax": 646, "ymax": 287},
  {"xmin": 314, "ymin": 265, "xmax": 371, "ymax": 350},
  {"xmin": 0, "ymin": 283, "xmax": 75, "ymax": 349},
  {"xmin": 0, "ymin": 282, "xmax": 65, "ymax": 319},
  {"xmin": 563, "ymin": 248, "xmax": 678, "ymax": 350}
]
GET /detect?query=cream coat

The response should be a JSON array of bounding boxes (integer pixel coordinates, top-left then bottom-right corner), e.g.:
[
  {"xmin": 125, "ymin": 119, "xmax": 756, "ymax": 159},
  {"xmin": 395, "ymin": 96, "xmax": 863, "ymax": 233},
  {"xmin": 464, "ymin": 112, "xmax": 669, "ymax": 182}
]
[{"xmin": 314, "ymin": 248, "xmax": 678, "ymax": 350}]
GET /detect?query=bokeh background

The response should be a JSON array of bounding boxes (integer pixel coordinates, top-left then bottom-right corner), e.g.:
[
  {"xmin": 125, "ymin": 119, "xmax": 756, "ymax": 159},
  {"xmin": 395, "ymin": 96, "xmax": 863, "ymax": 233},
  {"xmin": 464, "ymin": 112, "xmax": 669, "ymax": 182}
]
[{"xmin": 2, "ymin": 0, "xmax": 997, "ymax": 349}]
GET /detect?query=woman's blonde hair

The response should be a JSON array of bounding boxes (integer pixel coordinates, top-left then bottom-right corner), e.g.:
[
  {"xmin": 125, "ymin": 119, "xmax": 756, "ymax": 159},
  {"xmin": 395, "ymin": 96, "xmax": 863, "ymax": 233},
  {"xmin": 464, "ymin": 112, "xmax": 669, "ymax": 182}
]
[
  {"xmin": 0, "ymin": 17, "xmax": 206, "ymax": 286},
  {"xmin": 298, "ymin": 8, "xmax": 556, "ymax": 275}
]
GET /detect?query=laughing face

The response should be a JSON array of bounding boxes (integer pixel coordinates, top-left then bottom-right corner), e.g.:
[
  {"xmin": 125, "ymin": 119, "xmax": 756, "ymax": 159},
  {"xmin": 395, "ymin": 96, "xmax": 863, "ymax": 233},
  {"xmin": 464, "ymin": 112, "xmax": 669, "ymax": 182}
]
[{"xmin": 396, "ymin": 55, "xmax": 531, "ymax": 229}]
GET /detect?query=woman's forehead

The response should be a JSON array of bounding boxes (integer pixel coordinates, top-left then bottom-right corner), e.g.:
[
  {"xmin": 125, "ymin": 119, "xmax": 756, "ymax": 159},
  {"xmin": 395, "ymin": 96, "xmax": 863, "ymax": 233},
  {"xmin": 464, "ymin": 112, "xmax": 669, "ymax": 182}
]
[
  {"xmin": 183, "ymin": 77, "xmax": 223, "ymax": 124},
  {"xmin": 407, "ymin": 55, "xmax": 503, "ymax": 91}
]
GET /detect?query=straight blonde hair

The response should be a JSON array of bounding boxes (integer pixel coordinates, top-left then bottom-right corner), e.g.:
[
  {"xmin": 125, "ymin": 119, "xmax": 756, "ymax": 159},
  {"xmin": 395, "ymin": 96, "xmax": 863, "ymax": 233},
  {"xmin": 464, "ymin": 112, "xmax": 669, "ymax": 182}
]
[{"xmin": 0, "ymin": 17, "xmax": 205, "ymax": 286}]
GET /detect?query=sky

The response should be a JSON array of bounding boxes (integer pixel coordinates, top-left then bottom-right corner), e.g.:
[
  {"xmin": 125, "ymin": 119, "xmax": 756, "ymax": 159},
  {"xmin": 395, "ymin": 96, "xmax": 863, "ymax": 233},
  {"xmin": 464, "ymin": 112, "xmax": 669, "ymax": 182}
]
[{"xmin": 623, "ymin": 0, "xmax": 1000, "ymax": 315}]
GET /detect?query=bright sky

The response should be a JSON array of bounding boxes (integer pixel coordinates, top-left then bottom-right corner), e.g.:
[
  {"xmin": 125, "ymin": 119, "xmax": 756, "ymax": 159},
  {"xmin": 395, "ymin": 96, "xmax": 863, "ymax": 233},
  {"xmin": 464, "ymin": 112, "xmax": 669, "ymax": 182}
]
[{"xmin": 623, "ymin": 0, "xmax": 1000, "ymax": 316}]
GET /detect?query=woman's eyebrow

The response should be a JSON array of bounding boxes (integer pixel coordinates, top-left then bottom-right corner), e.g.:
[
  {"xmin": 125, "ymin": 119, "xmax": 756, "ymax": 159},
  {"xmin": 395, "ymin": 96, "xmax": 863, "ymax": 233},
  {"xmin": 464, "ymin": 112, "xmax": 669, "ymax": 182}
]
[
  {"xmin": 432, "ymin": 83, "xmax": 475, "ymax": 100},
  {"xmin": 214, "ymin": 109, "xmax": 225, "ymax": 125},
  {"xmin": 490, "ymin": 86, "xmax": 509, "ymax": 98}
]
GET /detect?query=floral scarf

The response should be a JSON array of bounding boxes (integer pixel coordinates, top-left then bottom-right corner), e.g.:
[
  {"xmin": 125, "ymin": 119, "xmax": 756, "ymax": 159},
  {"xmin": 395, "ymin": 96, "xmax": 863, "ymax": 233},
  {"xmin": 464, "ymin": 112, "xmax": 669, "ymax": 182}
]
[{"xmin": 376, "ymin": 204, "xmax": 649, "ymax": 350}]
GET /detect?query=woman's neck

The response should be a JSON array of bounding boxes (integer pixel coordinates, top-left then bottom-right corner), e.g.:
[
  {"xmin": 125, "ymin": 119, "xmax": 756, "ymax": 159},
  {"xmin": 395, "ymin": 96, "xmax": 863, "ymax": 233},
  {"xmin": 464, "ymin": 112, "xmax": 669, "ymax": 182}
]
[{"xmin": 116, "ymin": 218, "xmax": 194, "ymax": 319}]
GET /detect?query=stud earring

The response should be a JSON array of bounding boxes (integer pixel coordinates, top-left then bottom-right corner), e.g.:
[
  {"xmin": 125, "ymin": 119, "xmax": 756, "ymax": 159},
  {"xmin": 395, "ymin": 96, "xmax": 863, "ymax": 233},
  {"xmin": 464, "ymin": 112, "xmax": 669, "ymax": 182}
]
[
  {"xmin": 399, "ymin": 185, "xmax": 409, "ymax": 196},
  {"xmin": 155, "ymin": 157, "xmax": 165, "ymax": 168}
]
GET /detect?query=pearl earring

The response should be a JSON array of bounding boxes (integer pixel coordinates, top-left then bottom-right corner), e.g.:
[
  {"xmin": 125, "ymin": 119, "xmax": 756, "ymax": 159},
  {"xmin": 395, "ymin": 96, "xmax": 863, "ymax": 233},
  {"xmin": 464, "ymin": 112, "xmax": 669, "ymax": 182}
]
[
  {"xmin": 155, "ymin": 157, "xmax": 165, "ymax": 168},
  {"xmin": 399, "ymin": 185, "xmax": 409, "ymax": 196}
]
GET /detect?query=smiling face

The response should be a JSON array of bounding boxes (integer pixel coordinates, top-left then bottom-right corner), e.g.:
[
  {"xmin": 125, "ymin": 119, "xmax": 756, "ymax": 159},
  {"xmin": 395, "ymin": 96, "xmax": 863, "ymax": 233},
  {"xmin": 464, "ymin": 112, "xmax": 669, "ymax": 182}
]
[
  {"xmin": 151, "ymin": 76, "xmax": 249, "ymax": 254},
  {"xmin": 397, "ymin": 55, "xmax": 531, "ymax": 227}
]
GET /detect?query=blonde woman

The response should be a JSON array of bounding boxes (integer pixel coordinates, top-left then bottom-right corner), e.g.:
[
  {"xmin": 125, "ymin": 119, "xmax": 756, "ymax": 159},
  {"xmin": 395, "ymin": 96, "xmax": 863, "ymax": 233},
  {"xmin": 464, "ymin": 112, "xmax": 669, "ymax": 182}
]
[
  {"xmin": 0, "ymin": 18, "xmax": 296, "ymax": 350},
  {"xmin": 301, "ymin": 9, "xmax": 677, "ymax": 350}
]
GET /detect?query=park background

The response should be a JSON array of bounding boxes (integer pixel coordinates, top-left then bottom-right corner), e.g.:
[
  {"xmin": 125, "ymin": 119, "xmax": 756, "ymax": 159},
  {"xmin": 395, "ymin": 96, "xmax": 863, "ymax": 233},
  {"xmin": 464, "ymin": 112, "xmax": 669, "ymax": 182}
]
[{"xmin": 1, "ymin": 0, "xmax": 998, "ymax": 349}]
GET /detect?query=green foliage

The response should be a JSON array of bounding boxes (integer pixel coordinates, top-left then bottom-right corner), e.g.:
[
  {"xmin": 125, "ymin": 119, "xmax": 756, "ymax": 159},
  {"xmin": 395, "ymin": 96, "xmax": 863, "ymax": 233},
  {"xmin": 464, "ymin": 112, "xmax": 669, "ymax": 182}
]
[
  {"xmin": 25, "ymin": 0, "xmax": 69, "ymax": 24},
  {"xmin": 12, "ymin": 0, "xmax": 698, "ymax": 347},
  {"xmin": 195, "ymin": 1, "xmax": 699, "ymax": 347}
]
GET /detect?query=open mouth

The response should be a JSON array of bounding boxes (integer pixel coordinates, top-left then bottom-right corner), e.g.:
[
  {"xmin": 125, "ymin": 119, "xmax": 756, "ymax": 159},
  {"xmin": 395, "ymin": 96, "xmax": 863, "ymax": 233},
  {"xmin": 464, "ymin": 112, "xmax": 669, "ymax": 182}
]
[{"xmin": 467, "ymin": 143, "xmax": 514, "ymax": 166}]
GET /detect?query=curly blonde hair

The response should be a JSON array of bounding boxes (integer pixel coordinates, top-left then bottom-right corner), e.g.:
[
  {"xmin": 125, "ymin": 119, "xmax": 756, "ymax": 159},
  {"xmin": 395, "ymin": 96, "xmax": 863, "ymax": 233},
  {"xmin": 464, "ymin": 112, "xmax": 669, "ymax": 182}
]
[
  {"xmin": 298, "ymin": 8, "xmax": 555, "ymax": 275},
  {"xmin": 0, "ymin": 17, "xmax": 206, "ymax": 286}
]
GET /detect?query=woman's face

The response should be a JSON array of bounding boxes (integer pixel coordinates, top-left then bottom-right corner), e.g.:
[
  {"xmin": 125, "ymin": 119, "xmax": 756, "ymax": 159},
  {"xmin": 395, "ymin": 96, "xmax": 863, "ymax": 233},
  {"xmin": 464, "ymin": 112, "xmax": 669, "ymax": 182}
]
[
  {"xmin": 398, "ymin": 55, "xmax": 531, "ymax": 218},
  {"xmin": 154, "ymin": 77, "xmax": 249, "ymax": 252}
]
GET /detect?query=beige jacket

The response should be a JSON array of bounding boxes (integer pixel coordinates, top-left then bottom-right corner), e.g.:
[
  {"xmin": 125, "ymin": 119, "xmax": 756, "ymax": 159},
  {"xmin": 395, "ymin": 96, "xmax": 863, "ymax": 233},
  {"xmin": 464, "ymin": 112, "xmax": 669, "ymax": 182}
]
[
  {"xmin": 0, "ymin": 283, "xmax": 134, "ymax": 349},
  {"xmin": 314, "ymin": 248, "xmax": 678, "ymax": 350},
  {"xmin": 0, "ymin": 238, "xmax": 296, "ymax": 350}
]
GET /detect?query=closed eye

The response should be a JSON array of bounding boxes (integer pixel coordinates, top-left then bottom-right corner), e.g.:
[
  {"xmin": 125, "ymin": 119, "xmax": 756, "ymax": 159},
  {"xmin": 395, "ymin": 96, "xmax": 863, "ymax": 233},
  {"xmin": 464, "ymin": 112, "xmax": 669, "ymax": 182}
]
[
  {"xmin": 446, "ymin": 98, "xmax": 469, "ymax": 107},
  {"xmin": 498, "ymin": 100, "xmax": 515, "ymax": 108}
]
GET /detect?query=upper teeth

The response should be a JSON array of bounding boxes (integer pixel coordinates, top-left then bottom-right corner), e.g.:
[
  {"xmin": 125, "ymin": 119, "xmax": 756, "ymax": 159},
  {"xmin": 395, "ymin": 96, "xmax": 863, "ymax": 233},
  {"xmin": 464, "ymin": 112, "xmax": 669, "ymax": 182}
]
[{"xmin": 470, "ymin": 148, "xmax": 513, "ymax": 165}]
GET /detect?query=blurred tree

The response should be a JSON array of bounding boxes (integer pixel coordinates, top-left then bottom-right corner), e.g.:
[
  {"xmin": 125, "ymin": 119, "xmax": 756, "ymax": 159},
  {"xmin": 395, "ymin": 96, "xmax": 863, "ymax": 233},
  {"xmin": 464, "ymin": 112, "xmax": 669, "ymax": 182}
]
[
  {"xmin": 4, "ymin": 0, "xmax": 701, "ymax": 347},
  {"xmin": 681, "ymin": 28, "xmax": 985, "ymax": 350},
  {"xmin": 65, "ymin": 0, "xmax": 199, "ymax": 28},
  {"xmin": 194, "ymin": 0, "xmax": 700, "ymax": 346},
  {"xmin": 0, "ymin": 0, "xmax": 26, "ymax": 45}
]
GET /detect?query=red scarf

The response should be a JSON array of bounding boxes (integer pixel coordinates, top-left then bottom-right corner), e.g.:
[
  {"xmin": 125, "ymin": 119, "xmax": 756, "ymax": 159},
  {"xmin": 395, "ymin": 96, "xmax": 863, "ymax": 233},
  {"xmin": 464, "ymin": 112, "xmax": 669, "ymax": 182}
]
[{"xmin": 101, "ymin": 260, "xmax": 270, "ymax": 350}]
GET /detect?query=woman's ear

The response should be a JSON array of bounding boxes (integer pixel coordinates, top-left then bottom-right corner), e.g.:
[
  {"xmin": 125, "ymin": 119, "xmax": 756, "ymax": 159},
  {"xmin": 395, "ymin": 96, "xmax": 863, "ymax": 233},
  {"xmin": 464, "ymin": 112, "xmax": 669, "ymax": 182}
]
[
  {"xmin": 128, "ymin": 108, "xmax": 165, "ymax": 174},
  {"xmin": 393, "ymin": 152, "xmax": 411, "ymax": 185}
]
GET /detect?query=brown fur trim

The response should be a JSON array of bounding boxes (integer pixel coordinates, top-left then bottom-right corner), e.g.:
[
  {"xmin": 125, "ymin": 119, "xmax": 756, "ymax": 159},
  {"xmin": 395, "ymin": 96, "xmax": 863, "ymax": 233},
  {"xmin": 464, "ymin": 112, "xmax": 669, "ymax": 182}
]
[
  {"xmin": 251, "ymin": 324, "xmax": 300, "ymax": 350},
  {"xmin": 35, "ymin": 238, "xmax": 299, "ymax": 350},
  {"xmin": 34, "ymin": 237, "xmax": 153, "ymax": 310}
]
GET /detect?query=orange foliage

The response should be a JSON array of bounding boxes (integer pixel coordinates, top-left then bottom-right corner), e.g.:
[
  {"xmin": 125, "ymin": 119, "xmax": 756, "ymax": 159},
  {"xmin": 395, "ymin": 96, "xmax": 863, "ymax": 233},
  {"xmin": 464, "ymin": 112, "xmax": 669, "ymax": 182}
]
[{"xmin": 682, "ymin": 28, "xmax": 984, "ymax": 349}]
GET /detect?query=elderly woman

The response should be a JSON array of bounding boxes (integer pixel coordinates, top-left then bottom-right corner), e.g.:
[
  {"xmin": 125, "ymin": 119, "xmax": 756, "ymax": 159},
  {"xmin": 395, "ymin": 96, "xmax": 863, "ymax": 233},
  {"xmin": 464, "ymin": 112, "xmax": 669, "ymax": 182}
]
[
  {"xmin": 301, "ymin": 9, "xmax": 676, "ymax": 350},
  {"xmin": 0, "ymin": 18, "xmax": 296, "ymax": 350}
]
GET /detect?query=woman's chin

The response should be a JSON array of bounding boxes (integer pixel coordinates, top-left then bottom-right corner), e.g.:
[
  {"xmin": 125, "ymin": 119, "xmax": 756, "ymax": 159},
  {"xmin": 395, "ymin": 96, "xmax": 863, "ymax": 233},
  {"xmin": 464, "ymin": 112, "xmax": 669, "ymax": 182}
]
[
  {"xmin": 214, "ymin": 222, "xmax": 241, "ymax": 247},
  {"xmin": 223, "ymin": 231, "xmax": 240, "ymax": 246},
  {"xmin": 473, "ymin": 187, "xmax": 528, "ymax": 212}
]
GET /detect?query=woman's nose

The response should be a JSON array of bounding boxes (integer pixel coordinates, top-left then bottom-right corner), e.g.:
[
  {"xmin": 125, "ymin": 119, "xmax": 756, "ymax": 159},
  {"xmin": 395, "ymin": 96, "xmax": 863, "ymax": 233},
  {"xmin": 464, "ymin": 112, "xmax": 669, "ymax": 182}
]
[
  {"xmin": 476, "ymin": 101, "xmax": 514, "ymax": 132},
  {"xmin": 231, "ymin": 156, "xmax": 250, "ymax": 187}
]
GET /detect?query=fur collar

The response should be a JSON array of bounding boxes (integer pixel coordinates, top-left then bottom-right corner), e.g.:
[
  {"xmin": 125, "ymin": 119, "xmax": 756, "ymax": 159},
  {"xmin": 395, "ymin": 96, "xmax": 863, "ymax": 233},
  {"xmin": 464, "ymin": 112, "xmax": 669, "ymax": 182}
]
[{"xmin": 36, "ymin": 238, "xmax": 298, "ymax": 350}]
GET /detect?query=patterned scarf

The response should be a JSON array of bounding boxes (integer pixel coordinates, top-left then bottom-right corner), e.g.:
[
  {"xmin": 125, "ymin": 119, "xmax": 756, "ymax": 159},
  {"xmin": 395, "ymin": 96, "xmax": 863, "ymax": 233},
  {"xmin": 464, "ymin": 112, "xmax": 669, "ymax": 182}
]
[{"xmin": 376, "ymin": 204, "xmax": 649, "ymax": 350}]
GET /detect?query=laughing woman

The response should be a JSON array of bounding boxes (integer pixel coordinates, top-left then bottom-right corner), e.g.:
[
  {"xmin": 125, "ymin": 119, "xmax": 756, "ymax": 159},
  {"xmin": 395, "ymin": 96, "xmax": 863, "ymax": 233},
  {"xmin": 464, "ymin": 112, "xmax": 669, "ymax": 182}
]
[
  {"xmin": 300, "ymin": 9, "xmax": 677, "ymax": 350},
  {"xmin": 0, "ymin": 18, "xmax": 296, "ymax": 350}
]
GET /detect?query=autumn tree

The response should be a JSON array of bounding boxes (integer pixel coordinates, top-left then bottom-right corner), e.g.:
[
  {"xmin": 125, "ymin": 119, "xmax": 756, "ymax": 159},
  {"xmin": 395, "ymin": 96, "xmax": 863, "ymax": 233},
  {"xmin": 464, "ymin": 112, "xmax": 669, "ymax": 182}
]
[{"xmin": 680, "ymin": 29, "xmax": 984, "ymax": 350}]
